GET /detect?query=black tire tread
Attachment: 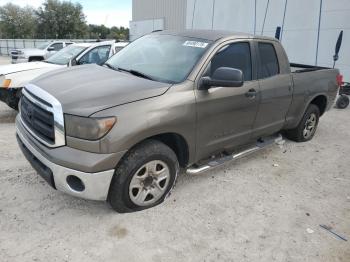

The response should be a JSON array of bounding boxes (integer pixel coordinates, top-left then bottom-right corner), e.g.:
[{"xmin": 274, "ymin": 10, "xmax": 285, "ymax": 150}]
[
  {"xmin": 284, "ymin": 104, "xmax": 320, "ymax": 142},
  {"xmin": 108, "ymin": 139, "xmax": 179, "ymax": 213}
]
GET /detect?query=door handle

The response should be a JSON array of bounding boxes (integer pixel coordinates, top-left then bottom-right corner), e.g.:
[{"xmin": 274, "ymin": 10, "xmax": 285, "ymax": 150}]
[{"xmin": 245, "ymin": 88, "xmax": 257, "ymax": 99}]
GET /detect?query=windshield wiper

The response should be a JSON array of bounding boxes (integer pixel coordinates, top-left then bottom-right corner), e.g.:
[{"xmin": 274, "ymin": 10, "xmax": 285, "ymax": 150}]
[
  {"xmin": 116, "ymin": 67, "xmax": 155, "ymax": 81},
  {"xmin": 104, "ymin": 63, "xmax": 117, "ymax": 70}
]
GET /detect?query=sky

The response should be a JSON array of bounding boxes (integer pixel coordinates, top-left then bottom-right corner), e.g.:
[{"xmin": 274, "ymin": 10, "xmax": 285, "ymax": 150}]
[{"xmin": 0, "ymin": 0, "xmax": 132, "ymax": 28}]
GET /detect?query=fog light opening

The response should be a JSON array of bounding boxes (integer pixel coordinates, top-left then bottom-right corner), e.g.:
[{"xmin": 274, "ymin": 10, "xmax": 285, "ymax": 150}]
[{"xmin": 66, "ymin": 175, "xmax": 85, "ymax": 192}]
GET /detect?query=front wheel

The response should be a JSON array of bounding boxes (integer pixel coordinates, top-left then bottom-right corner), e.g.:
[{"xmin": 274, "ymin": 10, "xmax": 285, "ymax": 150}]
[
  {"xmin": 284, "ymin": 104, "xmax": 320, "ymax": 142},
  {"xmin": 108, "ymin": 140, "xmax": 179, "ymax": 213}
]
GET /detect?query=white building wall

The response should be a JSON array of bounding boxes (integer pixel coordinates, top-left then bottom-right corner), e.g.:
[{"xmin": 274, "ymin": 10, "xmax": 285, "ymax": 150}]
[
  {"xmin": 129, "ymin": 18, "xmax": 165, "ymax": 41},
  {"xmin": 317, "ymin": 0, "xmax": 350, "ymax": 76},
  {"xmin": 213, "ymin": 0, "xmax": 256, "ymax": 33},
  {"xmin": 186, "ymin": 0, "xmax": 350, "ymax": 81},
  {"xmin": 130, "ymin": 0, "xmax": 187, "ymax": 40},
  {"xmin": 131, "ymin": 0, "xmax": 349, "ymax": 80},
  {"xmin": 281, "ymin": 0, "xmax": 320, "ymax": 65}
]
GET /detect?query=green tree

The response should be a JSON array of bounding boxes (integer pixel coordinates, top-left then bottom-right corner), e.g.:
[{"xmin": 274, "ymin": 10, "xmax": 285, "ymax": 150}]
[
  {"xmin": 87, "ymin": 24, "xmax": 110, "ymax": 39},
  {"xmin": 0, "ymin": 0, "xmax": 129, "ymax": 40},
  {"xmin": 0, "ymin": 3, "xmax": 37, "ymax": 38},
  {"xmin": 36, "ymin": 0, "xmax": 87, "ymax": 39},
  {"xmin": 108, "ymin": 26, "xmax": 129, "ymax": 40}
]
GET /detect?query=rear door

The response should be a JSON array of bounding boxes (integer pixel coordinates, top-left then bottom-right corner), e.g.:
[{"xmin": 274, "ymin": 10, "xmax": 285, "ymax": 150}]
[
  {"xmin": 252, "ymin": 41, "xmax": 293, "ymax": 138},
  {"xmin": 195, "ymin": 41, "xmax": 260, "ymax": 160}
]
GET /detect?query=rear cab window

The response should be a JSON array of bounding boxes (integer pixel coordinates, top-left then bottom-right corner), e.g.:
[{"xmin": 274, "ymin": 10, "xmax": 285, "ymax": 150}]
[{"xmin": 257, "ymin": 42, "xmax": 280, "ymax": 79}]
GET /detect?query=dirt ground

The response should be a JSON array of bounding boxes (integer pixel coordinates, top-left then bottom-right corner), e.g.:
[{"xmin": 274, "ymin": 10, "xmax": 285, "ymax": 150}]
[{"xmin": 0, "ymin": 56, "xmax": 349, "ymax": 261}]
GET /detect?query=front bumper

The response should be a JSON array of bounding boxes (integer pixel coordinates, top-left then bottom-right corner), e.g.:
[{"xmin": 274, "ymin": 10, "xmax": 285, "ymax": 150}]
[
  {"xmin": 16, "ymin": 117, "xmax": 118, "ymax": 201},
  {"xmin": 11, "ymin": 57, "xmax": 28, "ymax": 64}
]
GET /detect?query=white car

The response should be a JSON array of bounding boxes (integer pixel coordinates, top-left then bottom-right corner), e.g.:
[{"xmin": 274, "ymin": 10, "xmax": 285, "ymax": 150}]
[
  {"xmin": 0, "ymin": 41, "xmax": 129, "ymax": 109},
  {"xmin": 10, "ymin": 41, "xmax": 74, "ymax": 64}
]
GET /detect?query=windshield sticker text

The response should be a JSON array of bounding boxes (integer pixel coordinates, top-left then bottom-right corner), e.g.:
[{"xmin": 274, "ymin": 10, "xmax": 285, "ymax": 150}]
[{"xmin": 183, "ymin": 41, "xmax": 208, "ymax": 48}]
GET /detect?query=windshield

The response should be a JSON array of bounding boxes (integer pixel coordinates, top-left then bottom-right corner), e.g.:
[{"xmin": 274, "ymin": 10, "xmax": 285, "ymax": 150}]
[
  {"xmin": 37, "ymin": 42, "xmax": 50, "ymax": 50},
  {"xmin": 46, "ymin": 45, "xmax": 87, "ymax": 65},
  {"xmin": 106, "ymin": 34, "xmax": 212, "ymax": 83}
]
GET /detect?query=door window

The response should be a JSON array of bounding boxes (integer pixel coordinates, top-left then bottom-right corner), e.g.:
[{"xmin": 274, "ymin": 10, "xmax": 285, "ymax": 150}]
[
  {"xmin": 50, "ymin": 43, "xmax": 64, "ymax": 51},
  {"xmin": 79, "ymin": 45, "xmax": 111, "ymax": 65},
  {"xmin": 258, "ymin": 43, "xmax": 279, "ymax": 79},
  {"xmin": 208, "ymin": 42, "xmax": 252, "ymax": 81}
]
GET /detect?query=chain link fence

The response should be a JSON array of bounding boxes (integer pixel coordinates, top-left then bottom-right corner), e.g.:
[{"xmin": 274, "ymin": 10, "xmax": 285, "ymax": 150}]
[{"xmin": 0, "ymin": 39, "xmax": 99, "ymax": 55}]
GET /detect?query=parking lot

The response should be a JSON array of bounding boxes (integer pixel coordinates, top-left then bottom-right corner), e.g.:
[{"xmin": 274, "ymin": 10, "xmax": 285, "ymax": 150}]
[{"xmin": 0, "ymin": 56, "xmax": 349, "ymax": 262}]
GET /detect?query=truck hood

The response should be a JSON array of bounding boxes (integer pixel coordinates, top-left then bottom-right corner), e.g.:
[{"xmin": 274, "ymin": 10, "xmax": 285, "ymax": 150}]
[
  {"xmin": 0, "ymin": 61, "xmax": 59, "ymax": 75},
  {"xmin": 30, "ymin": 64, "xmax": 172, "ymax": 116}
]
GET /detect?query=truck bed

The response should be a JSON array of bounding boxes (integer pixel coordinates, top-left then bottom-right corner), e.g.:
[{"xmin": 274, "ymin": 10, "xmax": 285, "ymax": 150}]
[
  {"xmin": 290, "ymin": 63, "xmax": 331, "ymax": 73},
  {"xmin": 284, "ymin": 64, "xmax": 339, "ymax": 130}
]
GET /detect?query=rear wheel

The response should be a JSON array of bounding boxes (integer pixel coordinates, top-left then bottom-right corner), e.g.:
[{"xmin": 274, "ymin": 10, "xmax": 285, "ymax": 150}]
[
  {"xmin": 284, "ymin": 104, "xmax": 320, "ymax": 142},
  {"xmin": 108, "ymin": 140, "xmax": 179, "ymax": 213},
  {"xmin": 336, "ymin": 95, "xmax": 349, "ymax": 109}
]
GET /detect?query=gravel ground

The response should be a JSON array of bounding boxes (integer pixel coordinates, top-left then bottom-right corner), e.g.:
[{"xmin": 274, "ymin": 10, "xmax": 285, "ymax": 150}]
[{"xmin": 0, "ymin": 57, "xmax": 349, "ymax": 261}]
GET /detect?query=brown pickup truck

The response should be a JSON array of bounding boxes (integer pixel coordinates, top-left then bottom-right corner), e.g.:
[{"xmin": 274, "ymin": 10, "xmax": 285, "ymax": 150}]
[{"xmin": 16, "ymin": 30, "xmax": 341, "ymax": 212}]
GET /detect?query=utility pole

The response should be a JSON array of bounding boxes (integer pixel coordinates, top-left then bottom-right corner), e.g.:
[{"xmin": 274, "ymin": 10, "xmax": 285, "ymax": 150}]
[{"xmin": 315, "ymin": 0, "xmax": 323, "ymax": 65}]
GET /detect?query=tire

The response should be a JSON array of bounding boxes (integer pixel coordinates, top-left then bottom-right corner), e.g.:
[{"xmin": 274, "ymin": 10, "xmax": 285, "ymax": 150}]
[
  {"xmin": 108, "ymin": 139, "xmax": 179, "ymax": 213},
  {"xmin": 6, "ymin": 92, "xmax": 20, "ymax": 111},
  {"xmin": 284, "ymin": 104, "xmax": 320, "ymax": 142},
  {"xmin": 8, "ymin": 100, "xmax": 18, "ymax": 110},
  {"xmin": 29, "ymin": 57, "xmax": 43, "ymax": 62},
  {"xmin": 336, "ymin": 95, "xmax": 349, "ymax": 109}
]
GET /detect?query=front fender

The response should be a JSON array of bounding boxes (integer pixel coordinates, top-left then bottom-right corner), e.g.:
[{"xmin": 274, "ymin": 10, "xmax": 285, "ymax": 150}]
[{"xmin": 91, "ymin": 82, "xmax": 197, "ymax": 164}]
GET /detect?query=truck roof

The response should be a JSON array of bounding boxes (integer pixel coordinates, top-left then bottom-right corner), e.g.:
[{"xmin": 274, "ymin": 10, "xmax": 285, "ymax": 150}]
[{"xmin": 154, "ymin": 29, "xmax": 278, "ymax": 42}]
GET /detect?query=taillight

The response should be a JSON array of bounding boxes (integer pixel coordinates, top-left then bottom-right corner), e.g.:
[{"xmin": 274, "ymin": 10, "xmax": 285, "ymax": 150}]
[{"xmin": 336, "ymin": 74, "xmax": 343, "ymax": 87}]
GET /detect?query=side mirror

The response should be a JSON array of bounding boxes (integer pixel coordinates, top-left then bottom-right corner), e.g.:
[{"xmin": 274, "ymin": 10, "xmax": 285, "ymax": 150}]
[
  {"xmin": 200, "ymin": 67, "xmax": 244, "ymax": 89},
  {"xmin": 47, "ymin": 46, "xmax": 55, "ymax": 51}
]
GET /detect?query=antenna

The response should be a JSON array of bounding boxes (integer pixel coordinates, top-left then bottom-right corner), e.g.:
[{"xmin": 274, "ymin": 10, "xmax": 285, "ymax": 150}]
[{"xmin": 333, "ymin": 30, "xmax": 343, "ymax": 68}]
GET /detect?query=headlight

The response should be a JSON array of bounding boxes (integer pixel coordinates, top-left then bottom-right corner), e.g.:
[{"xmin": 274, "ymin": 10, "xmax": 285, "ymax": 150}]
[{"xmin": 65, "ymin": 114, "xmax": 116, "ymax": 140}]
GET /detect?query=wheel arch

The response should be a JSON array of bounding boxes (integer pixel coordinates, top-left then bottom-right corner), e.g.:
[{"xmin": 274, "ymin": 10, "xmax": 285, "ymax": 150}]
[
  {"xmin": 122, "ymin": 132, "xmax": 190, "ymax": 169},
  {"xmin": 29, "ymin": 56, "xmax": 44, "ymax": 62},
  {"xmin": 149, "ymin": 133, "xmax": 190, "ymax": 168},
  {"xmin": 309, "ymin": 94, "xmax": 328, "ymax": 116}
]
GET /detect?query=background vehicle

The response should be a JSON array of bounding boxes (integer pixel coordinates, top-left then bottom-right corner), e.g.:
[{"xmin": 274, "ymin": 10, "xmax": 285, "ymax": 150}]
[
  {"xmin": 336, "ymin": 82, "xmax": 350, "ymax": 109},
  {"xmin": 16, "ymin": 31, "xmax": 340, "ymax": 213},
  {"xmin": 114, "ymin": 41, "xmax": 129, "ymax": 53},
  {"xmin": 0, "ymin": 40, "xmax": 127, "ymax": 110},
  {"xmin": 10, "ymin": 41, "xmax": 73, "ymax": 63}
]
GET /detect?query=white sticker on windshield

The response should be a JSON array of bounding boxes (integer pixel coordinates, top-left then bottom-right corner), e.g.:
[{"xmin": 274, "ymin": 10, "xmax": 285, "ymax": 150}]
[{"xmin": 183, "ymin": 41, "xmax": 208, "ymax": 48}]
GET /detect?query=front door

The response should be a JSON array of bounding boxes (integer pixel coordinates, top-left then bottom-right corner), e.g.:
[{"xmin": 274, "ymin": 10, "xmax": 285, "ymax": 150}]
[{"xmin": 195, "ymin": 41, "xmax": 260, "ymax": 161}]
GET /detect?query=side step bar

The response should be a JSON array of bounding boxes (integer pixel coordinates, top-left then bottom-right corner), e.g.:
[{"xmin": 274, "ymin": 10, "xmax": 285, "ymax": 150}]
[{"xmin": 186, "ymin": 134, "xmax": 284, "ymax": 175}]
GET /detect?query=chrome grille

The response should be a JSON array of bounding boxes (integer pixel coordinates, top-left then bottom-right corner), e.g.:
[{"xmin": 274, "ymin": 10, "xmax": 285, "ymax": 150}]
[
  {"xmin": 21, "ymin": 95, "xmax": 55, "ymax": 143},
  {"xmin": 20, "ymin": 84, "xmax": 65, "ymax": 148}
]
